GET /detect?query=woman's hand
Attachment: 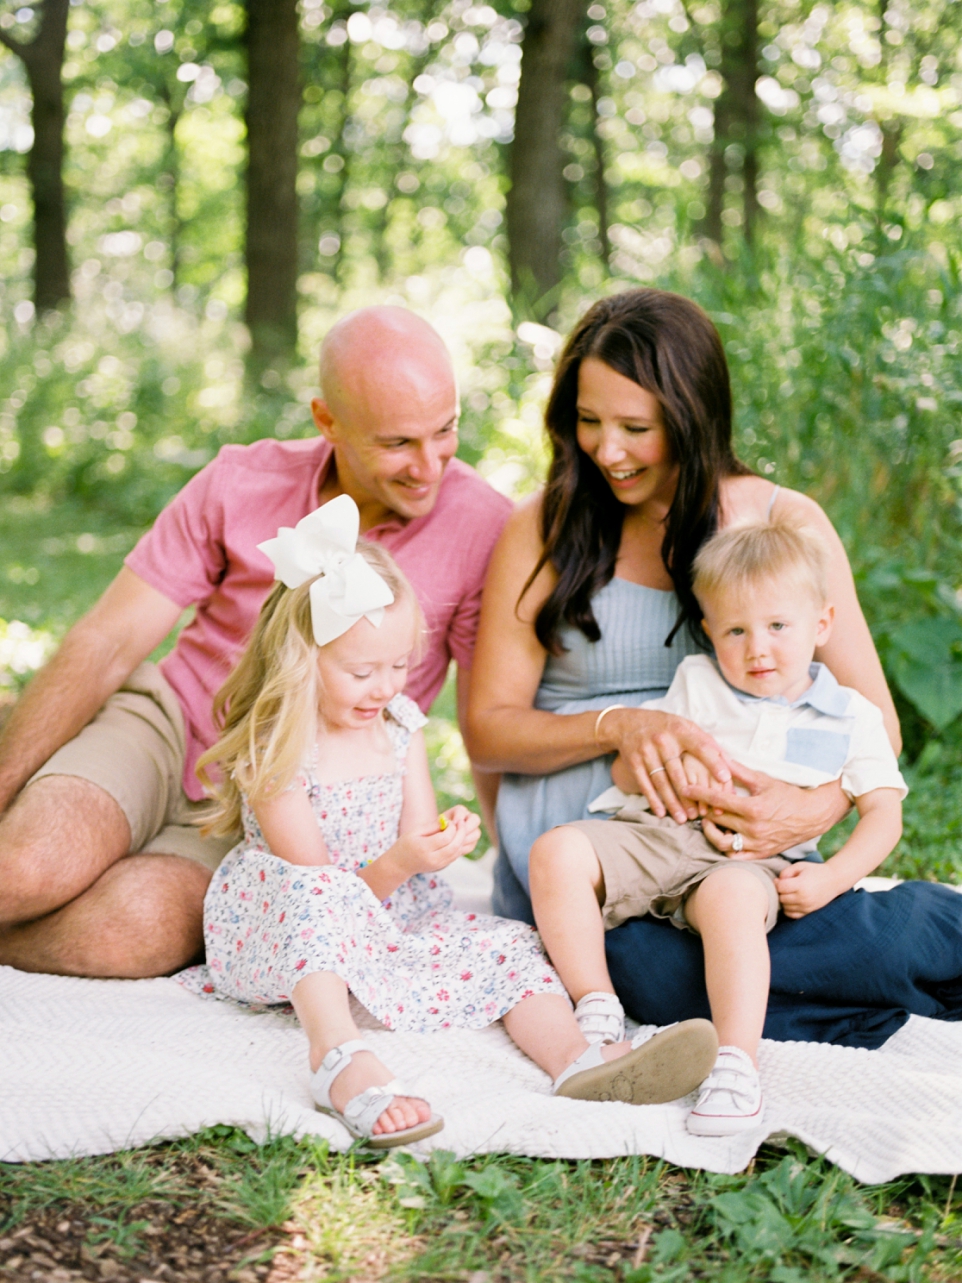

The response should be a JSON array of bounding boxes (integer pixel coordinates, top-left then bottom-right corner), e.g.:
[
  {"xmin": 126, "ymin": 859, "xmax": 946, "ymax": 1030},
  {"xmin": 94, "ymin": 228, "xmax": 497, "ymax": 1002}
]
[
  {"xmin": 603, "ymin": 707, "xmax": 732, "ymax": 826},
  {"xmin": 776, "ymin": 862, "xmax": 844, "ymax": 918},
  {"xmin": 687, "ymin": 763, "xmax": 852, "ymax": 859}
]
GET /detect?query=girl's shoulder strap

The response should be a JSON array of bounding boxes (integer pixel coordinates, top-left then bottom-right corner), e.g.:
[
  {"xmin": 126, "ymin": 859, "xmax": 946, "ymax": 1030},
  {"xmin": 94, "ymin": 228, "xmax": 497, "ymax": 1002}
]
[
  {"xmin": 385, "ymin": 692, "xmax": 428, "ymax": 736},
  {"xmin": 766, "ymin": 484, "xmax": 781, "ymax": 521},
  {"xmin": 383, "ymin": 693, "xmax": 427, "ymax": 763}
]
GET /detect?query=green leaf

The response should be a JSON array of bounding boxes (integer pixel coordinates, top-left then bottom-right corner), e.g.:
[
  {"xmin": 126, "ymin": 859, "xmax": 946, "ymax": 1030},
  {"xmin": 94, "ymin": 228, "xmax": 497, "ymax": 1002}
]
[
  {"xmin": 462, "ymin": 1168, "xmax": 516, "ymax": 1201},
  {"xmin": 650, "ymin": 1227, "xmax": 687, "ymax": 1264},
  {"xmin": 888, "ymin": 618, "xmax": 962, "ymax": 729}
]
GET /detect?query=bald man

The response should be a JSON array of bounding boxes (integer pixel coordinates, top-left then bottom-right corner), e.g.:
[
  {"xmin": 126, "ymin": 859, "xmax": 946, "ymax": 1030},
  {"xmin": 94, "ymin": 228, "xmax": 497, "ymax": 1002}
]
[{"xmin": 0, "ymin": 308, "xmax": 510, "ymax": 979}]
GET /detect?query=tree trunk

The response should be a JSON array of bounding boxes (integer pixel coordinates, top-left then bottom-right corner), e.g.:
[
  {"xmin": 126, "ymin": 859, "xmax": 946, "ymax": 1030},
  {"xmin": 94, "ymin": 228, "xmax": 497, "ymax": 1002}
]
[
  {"xmin": 703, "ymin": 0, "xmax": 760, "ymax": 247},
  {"xmin": 584, "ymin": 38, "xmax": 610, "ymax": 270},
  {"xmin": 245, "ymin": 0, "xmax": 301, "ymax": 365},
  {"xmin": 506, "ymin": 0, "xmax": 583, "ymax": 317},
  {"xmin": 0, "ymin": 0, "xmax": 71, "ymax": 313},
  {"xmin": 157, "ymin": 83, "xmax": 182, "ymax": 292}
]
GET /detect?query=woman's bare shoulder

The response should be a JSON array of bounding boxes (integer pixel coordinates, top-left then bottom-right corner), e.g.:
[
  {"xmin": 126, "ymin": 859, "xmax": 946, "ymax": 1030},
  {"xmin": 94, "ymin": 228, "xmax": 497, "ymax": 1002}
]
[
  {"xmin": 719, "ymin": 476, "xmax": 835, "ymax": 535},
  {"xmin": 718, "ymin": 473, "xmax": 776, "ymax": 525},
  {"xmin": 770, "ymin": 485, "xmax": 840, "ymax": 538},
  {"xmin": 496, "ymin": 489, "xmax": 545, "ymax": 555}
]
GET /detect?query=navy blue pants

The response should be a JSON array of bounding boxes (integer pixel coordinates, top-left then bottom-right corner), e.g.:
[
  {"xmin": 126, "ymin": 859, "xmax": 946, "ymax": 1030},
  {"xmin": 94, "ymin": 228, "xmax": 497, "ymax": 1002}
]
[{"xmin": 493, "ymin": 852, "xmax": 962, "ymax": 1049}]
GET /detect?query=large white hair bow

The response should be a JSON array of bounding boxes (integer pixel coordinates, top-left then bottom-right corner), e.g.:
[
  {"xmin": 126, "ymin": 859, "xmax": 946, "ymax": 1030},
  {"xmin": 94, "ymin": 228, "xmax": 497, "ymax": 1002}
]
[{"xmin": 257, "ymin": 495, "xmax": 395, "ymax": 646}]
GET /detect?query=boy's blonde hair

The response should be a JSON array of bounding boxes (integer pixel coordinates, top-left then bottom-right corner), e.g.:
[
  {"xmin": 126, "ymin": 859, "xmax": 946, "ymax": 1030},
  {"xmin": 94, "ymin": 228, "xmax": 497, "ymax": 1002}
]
[
  {"xmin": 692, "ymin": 518, "xmax": 830, "ymax": 611},
  {"xmin": 197, "ymin": 540, "xmax": 422, "ymax": 837}
]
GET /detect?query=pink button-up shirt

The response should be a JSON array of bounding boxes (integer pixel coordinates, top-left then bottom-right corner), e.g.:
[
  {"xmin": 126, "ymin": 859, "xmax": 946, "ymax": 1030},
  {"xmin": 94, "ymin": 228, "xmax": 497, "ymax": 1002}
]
[{"xmin": 126, "ymin": 436, "xmax": 511, "ymax": 799}]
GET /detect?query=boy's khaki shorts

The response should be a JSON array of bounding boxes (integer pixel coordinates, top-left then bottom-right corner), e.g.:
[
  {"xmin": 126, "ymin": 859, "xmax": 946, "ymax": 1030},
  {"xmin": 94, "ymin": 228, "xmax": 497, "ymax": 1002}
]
[
  {"xmin": 28, "ymin": 662, "xmax": 237, "ymax": 872},
  {"xmin": 565, "ymin": 808, "xmax": 790, "ymax": 934}
]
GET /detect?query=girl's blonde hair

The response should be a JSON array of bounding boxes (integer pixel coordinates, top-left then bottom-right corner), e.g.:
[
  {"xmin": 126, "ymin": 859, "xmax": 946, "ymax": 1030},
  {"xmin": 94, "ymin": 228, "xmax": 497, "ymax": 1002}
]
[
  {"xmin": 692, "ymin": 517, "xmax": 830, "ymax": 609},
  {"xmin": 197, "ymin": 540, "xmax": 422, "ymax": 836}
]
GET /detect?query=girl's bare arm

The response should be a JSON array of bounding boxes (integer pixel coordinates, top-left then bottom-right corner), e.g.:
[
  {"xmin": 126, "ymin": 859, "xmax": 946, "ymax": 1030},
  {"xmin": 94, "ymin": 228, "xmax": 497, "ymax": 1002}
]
[
  {"xmin": 253, "ymin": 787, "xmax": 330, "ymax": 866},
  {"xmin": 359, "ymin": 732, "xmax": 480, "ymax": 900}
]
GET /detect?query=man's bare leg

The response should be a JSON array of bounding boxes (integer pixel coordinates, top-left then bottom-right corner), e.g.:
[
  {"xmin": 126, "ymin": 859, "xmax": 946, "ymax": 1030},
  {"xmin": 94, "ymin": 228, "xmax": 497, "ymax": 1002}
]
[{"xmin": 0, "ymin": 775, "xmax": 210, "ymax": 978}]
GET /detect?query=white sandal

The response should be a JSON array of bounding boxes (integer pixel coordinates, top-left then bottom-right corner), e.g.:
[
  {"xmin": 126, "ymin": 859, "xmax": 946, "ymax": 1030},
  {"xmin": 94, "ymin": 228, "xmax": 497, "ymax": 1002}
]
[{"xmin": 310, "ymin": 1039, "xmax": 444, "ymax": 1149}]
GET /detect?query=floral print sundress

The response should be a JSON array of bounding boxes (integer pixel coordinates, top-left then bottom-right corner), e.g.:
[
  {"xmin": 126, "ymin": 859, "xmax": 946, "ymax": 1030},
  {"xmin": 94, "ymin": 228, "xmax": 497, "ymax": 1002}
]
[{"xmin": 203, "ymin": 693, "xmax": 562, "ymax": 1031}]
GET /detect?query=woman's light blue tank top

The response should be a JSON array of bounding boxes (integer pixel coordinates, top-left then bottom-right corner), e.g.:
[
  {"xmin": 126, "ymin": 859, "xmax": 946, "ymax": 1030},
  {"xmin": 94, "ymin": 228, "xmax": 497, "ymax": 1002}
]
[{"xmin": 495, "ymin": 577, "xmax": 699, "ymax": 894}]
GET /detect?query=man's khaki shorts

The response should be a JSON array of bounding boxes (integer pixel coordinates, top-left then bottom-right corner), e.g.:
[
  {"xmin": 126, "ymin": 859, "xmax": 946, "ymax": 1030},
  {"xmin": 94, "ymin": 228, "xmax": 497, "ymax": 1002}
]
[
  {"xmin": 28, "ymin": 662, "xmax": 237, "ymax": 872},
  {"xmin": 565, "ymin": 808, "xmax": 790, "ymax": 934}
]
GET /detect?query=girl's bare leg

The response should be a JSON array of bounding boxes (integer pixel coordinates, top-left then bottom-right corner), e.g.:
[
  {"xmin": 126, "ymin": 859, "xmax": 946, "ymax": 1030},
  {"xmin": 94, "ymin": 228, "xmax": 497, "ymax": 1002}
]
[
  {"xmin": 502, "ymin": 992, "xmax": 633, "ymax": 1080},
  {"xmin": 292, "ymin": 971, "xmax": 431, "ymax": 1135},
  {"xmin": 529, "ymin": 827, "xmax": 612, "ymax": 1002},
  {"xmin": 684, "ymin": 867, "xmax": 771, "ymax": 1064}
]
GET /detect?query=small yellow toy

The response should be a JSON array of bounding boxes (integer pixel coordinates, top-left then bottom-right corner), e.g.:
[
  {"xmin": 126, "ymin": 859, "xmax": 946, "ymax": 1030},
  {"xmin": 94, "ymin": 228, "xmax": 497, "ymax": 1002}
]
[{"xmin": 438, "ymin": 814, "xmax": 448, "ymax": 831}]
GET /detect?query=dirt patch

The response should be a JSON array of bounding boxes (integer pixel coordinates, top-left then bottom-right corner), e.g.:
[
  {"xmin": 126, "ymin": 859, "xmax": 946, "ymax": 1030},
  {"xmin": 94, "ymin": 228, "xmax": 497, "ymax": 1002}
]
[{"xmin": 0, "ymin": 1151, "xmax": 302, "ymax": 1283}]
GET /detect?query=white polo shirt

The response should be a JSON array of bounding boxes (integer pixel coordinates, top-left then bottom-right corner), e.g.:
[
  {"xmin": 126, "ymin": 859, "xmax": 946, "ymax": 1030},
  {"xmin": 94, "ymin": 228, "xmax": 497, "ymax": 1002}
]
[{"xmin": 590, "ymin": 654, "xmax": 906, "ymax": 860}]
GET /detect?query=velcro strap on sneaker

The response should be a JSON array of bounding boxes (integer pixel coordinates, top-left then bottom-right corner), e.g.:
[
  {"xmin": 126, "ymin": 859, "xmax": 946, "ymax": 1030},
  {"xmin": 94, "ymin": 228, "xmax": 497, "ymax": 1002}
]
[{"xmin": 574, "ymin": 992, "xmax": 625, "ymax": 1044}]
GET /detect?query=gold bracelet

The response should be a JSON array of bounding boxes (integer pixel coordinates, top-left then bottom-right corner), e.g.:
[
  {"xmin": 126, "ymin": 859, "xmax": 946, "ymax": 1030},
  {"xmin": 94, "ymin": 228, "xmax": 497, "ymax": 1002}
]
[{"xmin": 594, "ymin": 703, "xmax": 625, "ymax": 744}]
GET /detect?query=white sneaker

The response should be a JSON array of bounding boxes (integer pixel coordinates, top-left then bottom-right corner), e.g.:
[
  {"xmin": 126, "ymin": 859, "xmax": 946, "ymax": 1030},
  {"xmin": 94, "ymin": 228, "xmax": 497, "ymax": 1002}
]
[
  {"xmin": 574, "ymin": 991, "xmax": 625, "ymax": 1045},
  {"xmin": 686, "ymin": 1046, "xmax": 764, "ymax": 1136}
]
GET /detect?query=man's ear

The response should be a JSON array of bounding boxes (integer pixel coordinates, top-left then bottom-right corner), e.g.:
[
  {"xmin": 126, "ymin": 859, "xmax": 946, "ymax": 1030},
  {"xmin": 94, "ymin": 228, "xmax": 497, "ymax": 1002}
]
[{"xmin": 311, "ymin": 397, "xmax": 336, "ymax": 441}]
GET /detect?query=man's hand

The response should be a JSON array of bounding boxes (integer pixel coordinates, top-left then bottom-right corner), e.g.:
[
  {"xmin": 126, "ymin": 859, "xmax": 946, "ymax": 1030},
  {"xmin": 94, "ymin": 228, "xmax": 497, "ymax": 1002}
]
[
  {"xmin": 776, "ymin": 861, "xmax": 844, "ymax": 918},
  {"xmin": 687, "ymin": 762, "xmax": 852, "ymax": 860},
  {"xmin": 605, "ymin": 708, "xmax": 732, "ymax": 826}
]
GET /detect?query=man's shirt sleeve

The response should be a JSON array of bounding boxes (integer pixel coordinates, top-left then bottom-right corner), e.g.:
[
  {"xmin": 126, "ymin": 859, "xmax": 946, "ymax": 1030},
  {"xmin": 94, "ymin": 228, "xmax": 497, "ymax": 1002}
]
[{"xmin": 125, "ymin": 453, "xmax": 228, "ymax": 608}]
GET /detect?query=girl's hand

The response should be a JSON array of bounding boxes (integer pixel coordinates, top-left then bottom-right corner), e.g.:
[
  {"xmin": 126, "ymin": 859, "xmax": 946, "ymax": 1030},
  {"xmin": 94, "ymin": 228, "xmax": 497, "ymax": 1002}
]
[
  {"xmin": 776, "ymin": 861, "xmax": 843, "ymax": 918},
  {"xmin": 390, "ymin": 807, "xmax": 481, "ymax": 878}
]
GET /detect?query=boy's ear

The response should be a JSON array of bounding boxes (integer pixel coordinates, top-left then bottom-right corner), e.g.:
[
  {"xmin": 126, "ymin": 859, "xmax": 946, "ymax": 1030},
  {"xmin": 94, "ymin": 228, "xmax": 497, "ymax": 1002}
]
[
  {"xmin": 816, "ymin": 601, "xmax": 835, "ymax": 647},
  {"xmin": 699, "ymin": 615, "xmax": 713, "ymax": 642}
]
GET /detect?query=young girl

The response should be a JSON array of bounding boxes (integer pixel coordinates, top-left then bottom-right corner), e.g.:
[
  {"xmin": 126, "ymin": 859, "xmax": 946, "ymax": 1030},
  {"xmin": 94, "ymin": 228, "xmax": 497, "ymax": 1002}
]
[{"xmin": 198, "ymin": 496, "xmax": 717, "ymax": 1149}]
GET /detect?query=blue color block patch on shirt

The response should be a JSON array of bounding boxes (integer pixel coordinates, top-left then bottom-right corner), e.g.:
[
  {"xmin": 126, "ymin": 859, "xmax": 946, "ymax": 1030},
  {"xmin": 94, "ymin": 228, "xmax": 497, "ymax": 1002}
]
[{"xmin": 785, "ymin": 727, "xmax": 851, "ymax": 774}]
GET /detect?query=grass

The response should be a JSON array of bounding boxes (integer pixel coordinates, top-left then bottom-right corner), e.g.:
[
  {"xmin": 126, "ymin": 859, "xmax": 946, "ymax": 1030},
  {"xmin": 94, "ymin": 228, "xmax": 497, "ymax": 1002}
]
[
  {"xmin": 1, "ymin": 496, "xmax": 961, "ymax": 1280},
  {"xmin": 2, "ymin": 1133, "xmax": 961, "ymax": 1281}
]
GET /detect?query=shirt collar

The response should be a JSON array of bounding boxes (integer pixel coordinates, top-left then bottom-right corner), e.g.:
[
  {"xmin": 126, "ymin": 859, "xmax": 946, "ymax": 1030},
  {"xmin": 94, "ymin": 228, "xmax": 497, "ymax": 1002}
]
[
  {"xmin": 313, "ymin": 441, "xmax": 410, "ymax": 536},
  {"xmin": 721, "ymin": 660, "xmax": 851, "ymax": 716}
]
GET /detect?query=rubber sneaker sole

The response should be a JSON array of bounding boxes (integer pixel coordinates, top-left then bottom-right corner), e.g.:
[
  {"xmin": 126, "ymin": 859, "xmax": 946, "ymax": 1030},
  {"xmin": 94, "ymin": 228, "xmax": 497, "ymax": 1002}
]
[
  {"xmin": 686, "ymin": 1100, "xmax": 764, "ymax": 1137},
  {"xmin": 555, "ymin": 1018, "xmax": 719, "ymax": 1106}
]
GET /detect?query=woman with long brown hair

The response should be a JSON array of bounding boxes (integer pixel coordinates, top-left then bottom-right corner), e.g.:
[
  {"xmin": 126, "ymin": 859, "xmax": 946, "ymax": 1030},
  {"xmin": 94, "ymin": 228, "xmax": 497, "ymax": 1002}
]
[
  {"xmin": 465, "ymin": 288, "xmax": 962, "ymax": 1048},
  {"xmin": 468, "ymin": 288, "xmax": 896, "ymax": 918}
]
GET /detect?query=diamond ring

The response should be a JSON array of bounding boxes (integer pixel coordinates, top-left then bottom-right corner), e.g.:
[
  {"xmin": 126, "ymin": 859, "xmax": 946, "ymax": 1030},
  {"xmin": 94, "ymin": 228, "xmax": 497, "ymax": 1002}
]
[{"xmin": 731, "ymin": 833, "xmax": 744, "ymax": 853}]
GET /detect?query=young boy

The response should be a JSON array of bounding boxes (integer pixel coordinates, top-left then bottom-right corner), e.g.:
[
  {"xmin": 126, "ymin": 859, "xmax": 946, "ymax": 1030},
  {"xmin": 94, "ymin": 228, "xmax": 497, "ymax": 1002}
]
[{"xmin": 529, "ymin": 519, "xmax": 906, "ymax": 1136}]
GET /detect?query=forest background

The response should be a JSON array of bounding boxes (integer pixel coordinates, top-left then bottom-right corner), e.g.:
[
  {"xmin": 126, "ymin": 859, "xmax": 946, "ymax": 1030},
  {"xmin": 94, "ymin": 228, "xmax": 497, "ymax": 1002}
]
[{"xmin": 1, "ymin": 1, "xmax": 962, "ymax": 1280}]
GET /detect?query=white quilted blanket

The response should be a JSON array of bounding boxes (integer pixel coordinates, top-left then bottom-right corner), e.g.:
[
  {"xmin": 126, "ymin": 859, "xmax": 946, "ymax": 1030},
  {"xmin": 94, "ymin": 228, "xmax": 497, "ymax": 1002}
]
[{"xmin": 2, "ymin": 861, "xmax": 960, "ymax": 1182}]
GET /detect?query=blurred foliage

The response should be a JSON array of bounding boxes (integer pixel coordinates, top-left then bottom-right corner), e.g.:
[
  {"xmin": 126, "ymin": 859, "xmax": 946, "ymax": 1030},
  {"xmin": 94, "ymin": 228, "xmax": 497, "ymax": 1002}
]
[{"xmin": 0, "ymin": 0, "xmax": 959, "ymax": 746}]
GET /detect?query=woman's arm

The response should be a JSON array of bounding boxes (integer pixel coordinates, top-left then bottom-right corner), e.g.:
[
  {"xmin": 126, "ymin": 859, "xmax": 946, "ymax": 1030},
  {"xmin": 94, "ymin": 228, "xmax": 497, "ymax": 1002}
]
[
  {"xmin": 774, "ymin": 488, "xmax": 900, "ymax": 753},
  {"xmin": 252, "ymin": 788, "xmax": 331, "ymax": 867},
  {"xmin": 466, "ymin": 498, "xmax": 732, "ymax": 825}
]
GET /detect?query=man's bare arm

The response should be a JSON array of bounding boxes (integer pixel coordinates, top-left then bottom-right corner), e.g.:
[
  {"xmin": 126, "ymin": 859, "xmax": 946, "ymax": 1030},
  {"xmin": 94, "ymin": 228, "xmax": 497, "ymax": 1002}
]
[{"xmin": 0, "ymin": 568, "xmax": 184, "ymax": 812}]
